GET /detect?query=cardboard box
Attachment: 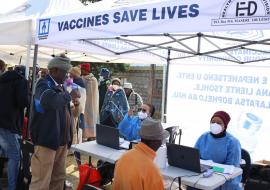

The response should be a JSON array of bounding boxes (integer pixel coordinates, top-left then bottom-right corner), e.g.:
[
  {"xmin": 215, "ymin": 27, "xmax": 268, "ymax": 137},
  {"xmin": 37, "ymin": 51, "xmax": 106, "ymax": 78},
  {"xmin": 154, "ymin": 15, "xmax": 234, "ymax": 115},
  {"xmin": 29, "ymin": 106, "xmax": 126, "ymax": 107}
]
[{"xmin": 254, "ymin": 160, "xmax": 270, "ymax": 166}]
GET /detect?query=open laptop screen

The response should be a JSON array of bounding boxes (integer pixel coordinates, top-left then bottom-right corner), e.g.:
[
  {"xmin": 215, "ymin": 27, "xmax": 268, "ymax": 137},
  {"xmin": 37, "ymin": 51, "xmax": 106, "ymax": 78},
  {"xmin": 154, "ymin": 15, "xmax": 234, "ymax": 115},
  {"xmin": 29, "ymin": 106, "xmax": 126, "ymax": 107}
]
[
  {"xmin": 96, "ymin": 124, "xmax": 120, "ymax": 150},
  {"xmin": 166, "ymin": 143, "xmax": 205, "ymax": 173}
]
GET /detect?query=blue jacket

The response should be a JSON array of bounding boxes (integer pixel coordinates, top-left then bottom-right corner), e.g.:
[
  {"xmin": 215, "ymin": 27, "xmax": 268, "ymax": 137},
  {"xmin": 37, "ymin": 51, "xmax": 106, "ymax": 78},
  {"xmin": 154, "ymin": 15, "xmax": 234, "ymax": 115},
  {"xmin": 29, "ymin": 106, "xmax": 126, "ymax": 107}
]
[
  {"xmin": 30, "ymin": 75, "xmax": 73, "ymax": 150},
  {"xmin": 195, "ymin": 132, "xmax": 242, "ymax": 190},
  {"xmin": 118, "ymin": 113, "xmax": 141, "ymax": 141}
]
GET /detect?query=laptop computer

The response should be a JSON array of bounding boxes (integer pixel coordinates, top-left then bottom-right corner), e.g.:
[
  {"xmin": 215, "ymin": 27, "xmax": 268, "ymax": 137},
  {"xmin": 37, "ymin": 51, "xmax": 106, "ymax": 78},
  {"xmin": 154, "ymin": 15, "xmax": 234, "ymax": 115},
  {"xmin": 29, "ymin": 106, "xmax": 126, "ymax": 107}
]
[
  {"xmin": 96, "ymin": 124, "xmax": 129, "ymax": 150},
  {"xmin": 166, "ymin": 143, "xmax": 211, "ymax": 173}
]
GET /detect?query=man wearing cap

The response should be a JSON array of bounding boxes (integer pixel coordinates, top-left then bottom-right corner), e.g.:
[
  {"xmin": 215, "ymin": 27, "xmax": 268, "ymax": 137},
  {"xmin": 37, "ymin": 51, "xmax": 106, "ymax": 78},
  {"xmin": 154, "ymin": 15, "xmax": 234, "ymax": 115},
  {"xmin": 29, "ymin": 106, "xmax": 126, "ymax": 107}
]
[
  {"xmin": 80, "ymin": 63, "xmax": 99, "ymax": 141},
  {"xmin": 113, "ymin": 118, "xmax": 168, "ymax": 190},
  {"xmin": 30, "ymin": 55, "xmax": 80, "ymax": 190},
  {"xmin": 123, "ymin": 82, "xmax": 143, "ymax": 111},
  {"xmin": 98, "ymin": 68, "xmax": 111, "ymax": 112},
  {"xmin": 189, "ymin": 111, "xmax": 241, "ymax": 190},
  {"xmin": 100, "ymin": 78, "xmax": 129, "ymax": 127},
  {"xmin": 118, "ymin": 103, "xmax": 155, "ymax": 141},
  {"xmin": 0, "ymin": 59, "xmax": 29, "ymax": 190}
]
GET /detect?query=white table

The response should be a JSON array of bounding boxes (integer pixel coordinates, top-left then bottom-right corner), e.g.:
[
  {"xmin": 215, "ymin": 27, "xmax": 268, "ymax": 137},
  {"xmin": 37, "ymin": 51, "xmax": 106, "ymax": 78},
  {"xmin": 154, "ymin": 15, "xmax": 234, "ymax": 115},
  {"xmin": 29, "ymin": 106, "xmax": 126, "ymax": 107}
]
[
  {"xmin": 161, "ymin": 166, "xmax": 242, "ymax": 190},
  {"xmin": 71, "ymin": 141, "xmax": 126, "ymax": 163},
  {"xmin": 71, "ymin": 141, "xmax": 242, "ymax": 190}
]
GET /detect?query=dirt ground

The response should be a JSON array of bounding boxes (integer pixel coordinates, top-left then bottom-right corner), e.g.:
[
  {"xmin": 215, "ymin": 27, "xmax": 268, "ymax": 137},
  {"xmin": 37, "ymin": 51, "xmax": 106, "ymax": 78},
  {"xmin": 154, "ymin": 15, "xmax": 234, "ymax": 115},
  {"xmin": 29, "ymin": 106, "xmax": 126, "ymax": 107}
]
[
  {"xmin": 66, "ymin": 154, "xmax": 112, "ymax": 190},
  {"xmin": 0, "ymin": 154, "xmax": 111, "ymax": 190},
  {"xmin": 1, "ymin": 154, "xmax": 178, "ymax": 190}
]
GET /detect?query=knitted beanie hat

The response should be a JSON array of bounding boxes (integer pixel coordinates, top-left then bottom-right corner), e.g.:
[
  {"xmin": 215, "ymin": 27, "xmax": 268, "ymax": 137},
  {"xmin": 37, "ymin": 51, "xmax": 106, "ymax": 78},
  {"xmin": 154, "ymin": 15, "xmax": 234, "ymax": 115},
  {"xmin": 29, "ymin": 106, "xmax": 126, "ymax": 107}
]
[
  {"xmin": 47, "ymin": 54, "xmax": 71, "ymax": 71},
  {"xmin": 70, "ymin": 66, "xmax": 81, "ymax": 78},
  {"xmin": 100, "ymin": 68, "xmax": 110, "ymax": 78},
  {"xmin": 112, "ymin": 78, "xmax": 121, "ymax": 85},
  {"xmin": 81, "ymin": 63, "xmax": 91, "ymax": 73},
  {"xmin": 211, "ymin": 111, "xmax": 231, "ymax": 128}
]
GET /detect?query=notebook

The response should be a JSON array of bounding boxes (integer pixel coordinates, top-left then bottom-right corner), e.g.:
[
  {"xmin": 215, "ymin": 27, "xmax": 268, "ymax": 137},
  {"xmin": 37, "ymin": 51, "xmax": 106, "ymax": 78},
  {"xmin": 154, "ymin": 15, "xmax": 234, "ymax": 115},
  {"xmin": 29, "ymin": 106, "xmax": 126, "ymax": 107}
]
[
  {"xmin": 96, "ymin": 124, "xmax": 129, "ymax": 150},
  {"xmin": 166, "ymin": 143, "xmax": 212, "ymax": 173}
]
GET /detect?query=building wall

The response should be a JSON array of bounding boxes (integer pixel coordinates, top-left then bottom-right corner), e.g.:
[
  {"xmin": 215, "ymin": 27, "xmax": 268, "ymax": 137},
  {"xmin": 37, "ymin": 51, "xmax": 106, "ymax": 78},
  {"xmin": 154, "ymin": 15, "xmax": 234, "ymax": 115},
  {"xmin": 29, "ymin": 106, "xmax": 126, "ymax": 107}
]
[{"xmin": 114, "ymin": 66, "xmax": 163, "ymax": 119}]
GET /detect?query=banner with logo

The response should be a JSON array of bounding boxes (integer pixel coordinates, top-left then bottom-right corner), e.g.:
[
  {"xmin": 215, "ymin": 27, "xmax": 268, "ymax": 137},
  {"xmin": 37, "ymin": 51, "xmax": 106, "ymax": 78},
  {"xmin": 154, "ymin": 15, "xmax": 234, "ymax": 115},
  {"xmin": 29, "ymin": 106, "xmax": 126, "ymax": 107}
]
[
  {"xmin": 36, "ymin": 0, "xmax": 270, "ymax": 44},
  {"xmin": 167, "ymin": 63, "xmax": 270, "ymax": 160}
]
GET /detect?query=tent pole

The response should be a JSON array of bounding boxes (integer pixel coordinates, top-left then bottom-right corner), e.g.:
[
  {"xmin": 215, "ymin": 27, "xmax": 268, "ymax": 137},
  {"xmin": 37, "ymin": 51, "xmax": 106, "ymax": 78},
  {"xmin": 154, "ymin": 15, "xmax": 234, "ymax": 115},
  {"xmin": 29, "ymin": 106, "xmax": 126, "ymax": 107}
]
[
  {"xmin": 25, "ymin": 43, "xmax": 31, "ymax": 79},
  {"xmin": 25, "ymin": 20, "xmax": 32, "ymax": 80},
  {"xmin": 28, "ymin": 44, "xmax": 38, "ymax": 138},
  {"xmin": 162, "ymin": 48, "xmax": 171, "ymax": 123}
]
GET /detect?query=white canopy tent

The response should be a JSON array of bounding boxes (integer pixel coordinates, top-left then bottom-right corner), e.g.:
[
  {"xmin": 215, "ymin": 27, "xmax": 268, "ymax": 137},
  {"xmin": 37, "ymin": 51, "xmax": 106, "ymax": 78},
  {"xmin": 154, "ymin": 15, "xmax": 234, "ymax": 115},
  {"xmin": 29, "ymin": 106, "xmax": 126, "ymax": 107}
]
[
  {"xmin": 0, "ymin": 0, "xmax": 153, "ymax": 69},
  {"xmin": 36, "ymin": 0, "xmax": 270, "ymax": 64},
  {"xmin": 0, "ymin": 0, "xmax": 86, "ymax": 70},
  {"xmin": 35, "ymin": 0, "xmax": 270, "ymax": 159}
]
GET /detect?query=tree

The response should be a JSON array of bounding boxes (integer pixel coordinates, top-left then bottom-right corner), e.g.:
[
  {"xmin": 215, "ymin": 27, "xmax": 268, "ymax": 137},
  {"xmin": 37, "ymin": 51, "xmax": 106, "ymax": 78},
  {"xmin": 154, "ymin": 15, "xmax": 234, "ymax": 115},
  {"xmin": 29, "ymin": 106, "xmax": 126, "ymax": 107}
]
[
  {"xmin": 76, "ymin": 0, "xmax": 130, "ymax": 76},
  {"xmin": 72, "ymin": 61, "xmax": 130, "ymax": 79}
]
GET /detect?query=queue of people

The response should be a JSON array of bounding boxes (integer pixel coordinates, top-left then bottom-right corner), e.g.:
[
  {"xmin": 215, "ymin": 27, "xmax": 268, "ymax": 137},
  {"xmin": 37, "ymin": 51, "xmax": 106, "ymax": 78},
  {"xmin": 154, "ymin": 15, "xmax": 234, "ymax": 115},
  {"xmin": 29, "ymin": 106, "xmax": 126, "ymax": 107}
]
[
  {"xmin": 0, "ymin": 54, "xmax": 244, "ymax": 190},
  {"xmin": 0, "ymin": 59, "xmax": 29, "ymax": 190}
]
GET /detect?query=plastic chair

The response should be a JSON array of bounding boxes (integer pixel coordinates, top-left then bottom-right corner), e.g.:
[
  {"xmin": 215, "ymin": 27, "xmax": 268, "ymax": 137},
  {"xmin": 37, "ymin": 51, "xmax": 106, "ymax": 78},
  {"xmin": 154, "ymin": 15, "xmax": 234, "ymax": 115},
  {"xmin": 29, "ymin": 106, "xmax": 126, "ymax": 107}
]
[
  {"xmin": 165, "ymin": 126, "xmax": 182, "ymax": 144},
  {"xmin": 241, "ymin": 148, "xmax": 251, "ymax": 184}
]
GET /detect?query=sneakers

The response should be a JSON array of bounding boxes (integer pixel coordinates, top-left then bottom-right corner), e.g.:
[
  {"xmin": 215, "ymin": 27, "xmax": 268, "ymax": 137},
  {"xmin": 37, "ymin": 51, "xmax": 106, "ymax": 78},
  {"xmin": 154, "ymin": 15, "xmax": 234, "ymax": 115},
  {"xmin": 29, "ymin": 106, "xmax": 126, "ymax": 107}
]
[{"xmin": 65, "ymin": 180, "xmax": 73, "ymax": 189}]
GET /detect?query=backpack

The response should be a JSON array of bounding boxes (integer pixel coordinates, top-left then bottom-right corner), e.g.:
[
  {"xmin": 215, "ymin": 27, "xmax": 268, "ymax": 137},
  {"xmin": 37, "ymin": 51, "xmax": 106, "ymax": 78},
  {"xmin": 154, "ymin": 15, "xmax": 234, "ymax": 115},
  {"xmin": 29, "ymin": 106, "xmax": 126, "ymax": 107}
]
[
  {"xmin": 16, "ymin": 139, "xmax": 34, "ymax": 190},
  {"xmin": 97, "ymin": 160, "xmax": 115, "ymax": 186},
  {"xmin": 245, "ymin": 164, "xmax": 270, "ymax": 190},
  {"xmin": 77, "ymin": 163, "xmax": 102, "ymax": 190}
]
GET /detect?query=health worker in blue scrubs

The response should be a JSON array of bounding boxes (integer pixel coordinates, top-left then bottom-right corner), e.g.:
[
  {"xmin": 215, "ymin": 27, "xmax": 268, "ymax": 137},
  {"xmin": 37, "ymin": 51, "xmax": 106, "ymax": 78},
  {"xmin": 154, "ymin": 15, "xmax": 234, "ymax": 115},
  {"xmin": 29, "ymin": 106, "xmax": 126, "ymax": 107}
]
[{"xmin": 189, "ymin": 111, "xmax": 242, "ymax": 190}]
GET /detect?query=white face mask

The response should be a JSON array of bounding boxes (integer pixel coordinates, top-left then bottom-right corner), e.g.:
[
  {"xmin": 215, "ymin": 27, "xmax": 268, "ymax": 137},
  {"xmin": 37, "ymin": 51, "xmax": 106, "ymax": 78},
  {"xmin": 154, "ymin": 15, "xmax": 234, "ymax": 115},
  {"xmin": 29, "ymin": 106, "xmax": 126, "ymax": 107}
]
[
  {"xmin": 112, "ymin": 84, "xmax": 119, "ymax": 91},
  {"xmin": 99, "ymin": 76, "xmax": 104, "ymax": 81},
  {"xmin": 138, "ymin": 111, "xmax": 148, "ymax": 120},
  {"xmin": 210, "ymin": 123, "xmax": 223, "ymax": 135}
]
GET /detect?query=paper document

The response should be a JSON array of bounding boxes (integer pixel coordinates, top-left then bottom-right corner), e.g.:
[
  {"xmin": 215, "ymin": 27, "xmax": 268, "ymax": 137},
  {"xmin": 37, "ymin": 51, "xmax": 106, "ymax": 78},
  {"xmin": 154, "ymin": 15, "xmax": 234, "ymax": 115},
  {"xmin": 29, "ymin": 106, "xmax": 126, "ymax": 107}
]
[
  {"xmin": 200, "ymin": 159, "xmax": 214, "ymax": 166},
  {"xmin": 200, "ymin": 160, "xmax": 235, "ymax": 174},
  {"xmin": 119, "ymin": 138, "xmax": 130, "ymax": 149}
]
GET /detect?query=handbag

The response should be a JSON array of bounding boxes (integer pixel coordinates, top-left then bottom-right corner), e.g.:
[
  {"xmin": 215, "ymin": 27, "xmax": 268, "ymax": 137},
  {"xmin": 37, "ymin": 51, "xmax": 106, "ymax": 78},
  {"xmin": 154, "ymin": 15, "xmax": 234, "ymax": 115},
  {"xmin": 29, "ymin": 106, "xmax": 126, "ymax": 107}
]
[{"xmin": 77, "ymin": 163, "xmax": 102, "ymax": 190}]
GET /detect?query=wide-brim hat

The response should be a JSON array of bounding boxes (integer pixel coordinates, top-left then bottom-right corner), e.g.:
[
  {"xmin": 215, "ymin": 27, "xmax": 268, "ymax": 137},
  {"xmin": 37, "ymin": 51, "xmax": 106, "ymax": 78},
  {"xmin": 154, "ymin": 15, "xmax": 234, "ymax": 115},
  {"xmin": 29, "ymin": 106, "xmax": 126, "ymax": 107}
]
[
  {"xmin": 123, "ymin": 82, "xmax": 132, "ymax": 89},
  {"xmin": 138, "ymin": 118, "xmax": 169, "ymax": 141}
]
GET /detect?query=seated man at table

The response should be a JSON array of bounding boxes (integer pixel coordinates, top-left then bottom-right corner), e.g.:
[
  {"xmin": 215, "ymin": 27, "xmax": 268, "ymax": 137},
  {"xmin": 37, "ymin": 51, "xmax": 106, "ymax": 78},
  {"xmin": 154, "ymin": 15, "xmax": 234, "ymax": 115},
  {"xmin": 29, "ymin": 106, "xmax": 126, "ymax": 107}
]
[
  {"xmin": 118, "ymin": 103, "xmax": 155, "ymax": 141},
  {"xmin": 188, "ymin": 111, "xmax": 242, "ymax": 190},
  {"xmin": 113, "ymin": 118, "xmax": 169, "ymax": 190}
]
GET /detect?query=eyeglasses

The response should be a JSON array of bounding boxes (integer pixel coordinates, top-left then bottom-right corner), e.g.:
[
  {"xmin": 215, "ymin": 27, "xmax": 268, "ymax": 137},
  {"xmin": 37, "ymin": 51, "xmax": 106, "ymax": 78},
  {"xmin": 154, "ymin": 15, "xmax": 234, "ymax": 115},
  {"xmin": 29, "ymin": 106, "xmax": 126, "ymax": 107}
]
[{"xmin": 138, "ymin": 108, "xmax": 147, "ymax": 113}]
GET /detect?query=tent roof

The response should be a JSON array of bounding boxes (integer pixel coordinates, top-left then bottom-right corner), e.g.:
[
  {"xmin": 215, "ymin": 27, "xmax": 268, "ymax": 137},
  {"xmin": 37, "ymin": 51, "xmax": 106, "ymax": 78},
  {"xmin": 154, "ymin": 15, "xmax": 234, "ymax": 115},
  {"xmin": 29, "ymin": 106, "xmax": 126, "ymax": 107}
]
[
  {"xmin": 0, "ymin": 0, "xmax": 84, "ymax": 45},
  {"xmin": 35, "ymin": 0, "xmax": 270, "ymax": 65}
]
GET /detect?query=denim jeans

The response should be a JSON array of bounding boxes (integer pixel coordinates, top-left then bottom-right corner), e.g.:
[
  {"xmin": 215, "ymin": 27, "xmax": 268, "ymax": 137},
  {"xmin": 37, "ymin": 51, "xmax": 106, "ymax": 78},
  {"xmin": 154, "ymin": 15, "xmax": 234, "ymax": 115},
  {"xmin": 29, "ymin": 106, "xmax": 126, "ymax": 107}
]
[{"xmin": 0, "ymin": 128, "xmax": 21, "ymax": 190}]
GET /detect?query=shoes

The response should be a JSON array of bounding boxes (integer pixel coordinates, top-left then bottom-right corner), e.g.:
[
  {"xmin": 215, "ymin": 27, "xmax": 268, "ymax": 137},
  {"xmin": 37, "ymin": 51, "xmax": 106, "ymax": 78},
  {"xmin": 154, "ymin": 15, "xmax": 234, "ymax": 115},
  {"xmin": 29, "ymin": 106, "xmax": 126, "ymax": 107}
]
[
  {"xmin": 65, "ymin": 180, "xmax": 73, "ymax": 189},
  {"xmin": 87, "ymin": 137, "xmax": 96, "ymax": 141}
]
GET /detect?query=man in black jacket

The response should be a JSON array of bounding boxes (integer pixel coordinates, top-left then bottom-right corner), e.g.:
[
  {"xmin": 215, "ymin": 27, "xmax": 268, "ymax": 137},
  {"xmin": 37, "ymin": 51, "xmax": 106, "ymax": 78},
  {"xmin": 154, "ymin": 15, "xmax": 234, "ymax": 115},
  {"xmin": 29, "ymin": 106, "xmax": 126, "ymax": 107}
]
[
  {"xmin": 29, "ymin": 55, "xmax": 80, "ymax": 190},
  {"xmin": 0, "ymin": 59, "xmax": 29, "ymax": 190}
]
